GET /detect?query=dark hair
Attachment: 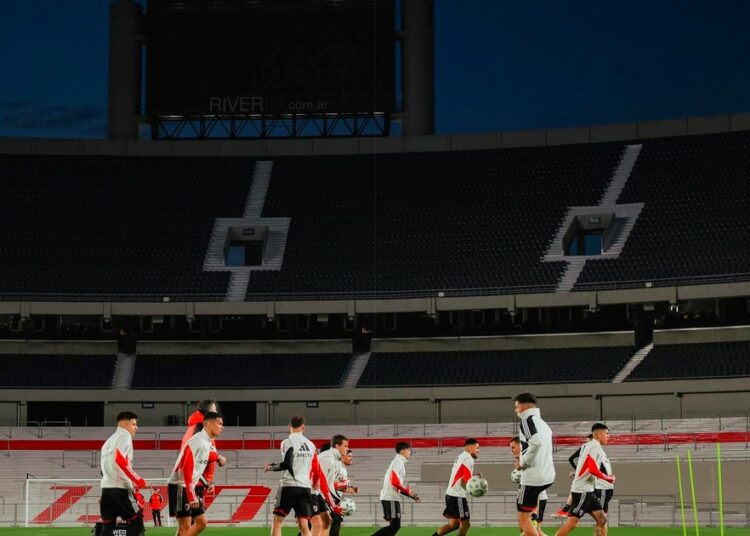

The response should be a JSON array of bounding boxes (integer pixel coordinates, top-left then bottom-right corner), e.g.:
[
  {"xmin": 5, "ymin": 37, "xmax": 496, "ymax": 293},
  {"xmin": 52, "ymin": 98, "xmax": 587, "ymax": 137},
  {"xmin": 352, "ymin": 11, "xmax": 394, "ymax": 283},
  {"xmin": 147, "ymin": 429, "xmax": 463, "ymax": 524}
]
[
  {"xmin": 319, "ymin": 442, "xmax": 331, "ymax": 452},
  {"xmin": 116, "ymin": 411, "xmax": 138, "ymax": 422},
  {"xmin": 203, "ymin": 411, "xmax": 222, "ymax": 422},
  {"xmin": 331, "ymin": 434, "xmax": 348, "ymax": 447},
  {"xmin": 591, "ymin": 423, "xmax": 608, "ymax": 433},
  {"xmin": 395, "ymin": 441, "xmax": 411, "ymax": 453},
  {"xmin": 514, "ymin": 392, "xmax": 537, "ymax": 405},
  {"xmin": 509, "ymin": 436, "xmax": 521, "ymax": 444},
  {"xmin": 586, "ymin": 433, "xmax": 594, "ymax": 440},
  {"xmin": 197, "ymin": 399, "xmax": 219, "ymax": 413},
  {"xmin": 464, "ymin": 438, "xmax": 479, "ymax": 446},
  {"xmin": 290, "ymin": 415, "xmax": 305, "ymax": 428}
]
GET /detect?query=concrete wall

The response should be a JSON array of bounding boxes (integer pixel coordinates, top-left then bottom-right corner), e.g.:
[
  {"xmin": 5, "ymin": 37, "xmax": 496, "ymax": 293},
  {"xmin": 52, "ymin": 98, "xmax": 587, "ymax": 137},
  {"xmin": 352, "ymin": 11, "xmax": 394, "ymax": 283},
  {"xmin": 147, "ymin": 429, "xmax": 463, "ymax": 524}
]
[
  {"xmin": 0, "ymin": 339, "xmax": 116, "ymax": 355},
  {"xmin": 137, "ymin": 339, "xmax": 352, "ymax": 355},
  {"xmin": 654, "ymin": 325, "xmax": 750, "ymax": 344}
]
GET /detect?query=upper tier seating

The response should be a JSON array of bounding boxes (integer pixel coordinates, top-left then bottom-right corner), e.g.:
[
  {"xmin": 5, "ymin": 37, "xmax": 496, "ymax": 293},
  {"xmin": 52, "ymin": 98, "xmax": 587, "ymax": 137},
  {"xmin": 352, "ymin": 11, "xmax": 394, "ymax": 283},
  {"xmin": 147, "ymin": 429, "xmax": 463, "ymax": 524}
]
[
  {"xmin": 627, "ymin": 340, "xmax": 750, "ymax": 381},
  {"xmin": 357, "ymin": 346, "xmax": 633, "ymax": 386},
  {"xmin": 247, "ymin": 145, "xmax": 619, "ymax": 298},
  {"xmin": 131, "ymin": 353, "xmax": 351, "ymax": 388},
  {"xmin": 0, "ymin": 354, "xmax": 114, "ymax": 388},
  {"xmin": 575, "ymin": 132, "xmax": 750, "ymax": 289},
  {"xmin": 0, "ymin": 155, "xmax": 252, "ymax": 300}
]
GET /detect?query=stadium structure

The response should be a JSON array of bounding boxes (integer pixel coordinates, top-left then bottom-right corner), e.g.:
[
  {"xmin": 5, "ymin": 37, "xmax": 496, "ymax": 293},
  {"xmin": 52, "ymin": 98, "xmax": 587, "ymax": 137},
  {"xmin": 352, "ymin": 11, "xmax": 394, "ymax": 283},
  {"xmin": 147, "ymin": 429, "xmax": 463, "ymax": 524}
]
[{"xmin": 0, "ymin": 0, "xmax": 748, "ymax": 530}]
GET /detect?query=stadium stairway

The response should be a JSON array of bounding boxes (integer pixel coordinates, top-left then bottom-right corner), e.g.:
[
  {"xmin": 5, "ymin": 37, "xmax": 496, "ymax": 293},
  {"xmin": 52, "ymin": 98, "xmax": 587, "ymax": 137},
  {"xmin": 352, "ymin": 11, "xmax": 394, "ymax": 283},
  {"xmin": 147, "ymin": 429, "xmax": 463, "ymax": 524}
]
[
  {"xmin": 612, "ymin": 343, "xmax": 654, "ymax": 383},
  {"xmin": 341, "ymin": 351, "xmax": 372, "ymax": 388},
  {"xmin": 110, "ymin": 352, "xmax": 135, "ymax": 390}
]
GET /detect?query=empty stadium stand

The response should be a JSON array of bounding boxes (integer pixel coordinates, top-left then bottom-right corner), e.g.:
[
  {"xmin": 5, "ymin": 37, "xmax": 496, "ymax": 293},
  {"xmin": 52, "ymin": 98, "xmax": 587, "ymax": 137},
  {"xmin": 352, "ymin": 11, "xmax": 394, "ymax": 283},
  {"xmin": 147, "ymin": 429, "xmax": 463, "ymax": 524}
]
[
  {"xmin": 0, "ymin": 354, "xmax": 115, "ymax": 388},
  {"xmin": 626, "ymin": 340, "xmax": 750, "ymax": 381},
  {"xmin": 0, "ymin": 155, "xmax": 252, "ymax": 300},
  {"xmin": 575, "ymin": 131, "xmax": 750, "ymax": 289},
  {"xmin": 131, "ymin": 353, "xmax": 351, "ymax": 388},
  {"xmin": 357, "ymin": 346, "xmax": 634, "ymax": 386}
]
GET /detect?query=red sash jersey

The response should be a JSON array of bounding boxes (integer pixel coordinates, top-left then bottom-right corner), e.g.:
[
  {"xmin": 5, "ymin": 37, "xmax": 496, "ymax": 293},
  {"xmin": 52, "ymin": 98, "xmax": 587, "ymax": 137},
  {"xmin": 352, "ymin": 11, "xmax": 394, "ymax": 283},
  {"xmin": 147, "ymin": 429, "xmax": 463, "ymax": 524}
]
[
  {"xmin": 170, "ymin": 429, "xmax": 219, "ymax": 503},
  {"xmin": 100, "ymin": 427, "xmax": 146, "ymax": 490},
  {"xmin": 446, "ymin": 451, "xmax": 474, "ymax": 498},
  {"xmin": 149, "ymin": 492, "xmax": 163, "ymax": 510},
  {"xmin": 181, "ymin": 410, "xmax": 218, "ymax": 488}
]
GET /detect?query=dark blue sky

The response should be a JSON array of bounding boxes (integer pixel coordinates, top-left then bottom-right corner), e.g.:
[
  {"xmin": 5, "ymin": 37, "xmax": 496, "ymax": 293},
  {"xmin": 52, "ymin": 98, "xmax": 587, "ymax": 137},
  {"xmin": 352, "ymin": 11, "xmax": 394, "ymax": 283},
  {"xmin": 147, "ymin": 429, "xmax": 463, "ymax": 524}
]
[{"xmin": 1, "ymin": 0, "xmax": 749, "ymax": 139}]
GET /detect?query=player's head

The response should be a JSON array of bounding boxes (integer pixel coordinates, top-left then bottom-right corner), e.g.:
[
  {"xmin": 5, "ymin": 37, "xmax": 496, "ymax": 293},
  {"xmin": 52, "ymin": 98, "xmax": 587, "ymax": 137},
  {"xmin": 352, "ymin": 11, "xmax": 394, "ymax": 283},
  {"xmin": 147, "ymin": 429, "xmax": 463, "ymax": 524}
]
[
  {"xmin": 332, "ymin": 434, "xmax": 349, "ymax": 456},
  {"xmin": 464, "ymin": 437, "xmax": 480, "ymax": 458},
  {"xmin": 513, "ymin": 392, "xmax": 537, "ymax": 416},
  {"xmin": 509, "ymin": 435, "xmax": 521, "ymax": 457},
  {"xmin": 203, "ymin": 411, "xmax": 224, "ymax": 438},
  {"xmin": 395, "ymin": 441, "xmax": 412, "ymax": 459},
  {"xmin": 197, "ymin": 399, "xmax": 219, "ymax": 414},
  {"xmin": 342, "ymin": 448, "xmax": 353, "ymax": 466},
  {"xmin": 116, "ymin": 411, "xmax": 139, "ymax": 436},
  {"xmin": 289, "ymin": 415, "xmax": 305, "ymax": 432},
  {"xmin": 591, "ymin": 423, "xmax": 610, "ymax": 444}
]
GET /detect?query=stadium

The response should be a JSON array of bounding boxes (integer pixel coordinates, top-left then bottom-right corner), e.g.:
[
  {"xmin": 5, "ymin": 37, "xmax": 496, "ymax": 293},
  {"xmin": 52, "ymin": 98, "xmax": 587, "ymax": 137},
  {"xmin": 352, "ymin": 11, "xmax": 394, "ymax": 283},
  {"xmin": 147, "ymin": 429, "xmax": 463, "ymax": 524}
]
[{"xmin": 0, "ymin": 1, "xmax": 749, "ymax": 535}]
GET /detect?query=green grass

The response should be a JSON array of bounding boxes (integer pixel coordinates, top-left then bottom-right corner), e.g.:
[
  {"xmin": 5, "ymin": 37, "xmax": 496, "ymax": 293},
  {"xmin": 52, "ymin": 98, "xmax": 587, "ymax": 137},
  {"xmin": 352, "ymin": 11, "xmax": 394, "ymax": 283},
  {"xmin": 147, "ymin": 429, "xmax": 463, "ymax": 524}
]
[{"xmin": 1, "ymin": 527, "xmax": 747, "ymax": 536}]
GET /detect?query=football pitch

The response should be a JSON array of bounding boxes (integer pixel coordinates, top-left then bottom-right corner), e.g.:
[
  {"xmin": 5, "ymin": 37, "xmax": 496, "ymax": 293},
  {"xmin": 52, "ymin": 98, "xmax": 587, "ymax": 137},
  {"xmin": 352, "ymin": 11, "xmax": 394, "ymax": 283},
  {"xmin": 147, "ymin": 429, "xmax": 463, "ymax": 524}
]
[{"xmin": 0, "ymin": 527, "xmax": 746, "ymax": 536}]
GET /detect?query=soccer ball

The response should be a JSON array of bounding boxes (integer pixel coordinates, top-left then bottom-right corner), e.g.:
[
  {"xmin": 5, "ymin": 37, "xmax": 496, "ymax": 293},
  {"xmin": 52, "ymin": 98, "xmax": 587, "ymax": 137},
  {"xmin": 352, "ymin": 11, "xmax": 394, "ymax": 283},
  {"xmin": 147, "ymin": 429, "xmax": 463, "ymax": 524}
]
[
  {"xmin": 466, "ymin": 475, "xmax": 488, "ymax": 497},
  {"xmin": 510, "ymin": 469, "xmax": 522, "ymax": 484},
  {"xmin": 340, "ymin": 498, "xmax": 356, "ymax": 516}
]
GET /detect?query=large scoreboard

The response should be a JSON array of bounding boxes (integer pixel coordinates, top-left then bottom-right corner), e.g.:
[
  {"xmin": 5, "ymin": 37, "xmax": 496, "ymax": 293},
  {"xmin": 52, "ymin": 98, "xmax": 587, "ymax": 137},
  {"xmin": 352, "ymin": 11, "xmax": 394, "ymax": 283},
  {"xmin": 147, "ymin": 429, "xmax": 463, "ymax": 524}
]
[{"xmin": 145, "ymin": 0, "xmax": 396, "ymax": 121}]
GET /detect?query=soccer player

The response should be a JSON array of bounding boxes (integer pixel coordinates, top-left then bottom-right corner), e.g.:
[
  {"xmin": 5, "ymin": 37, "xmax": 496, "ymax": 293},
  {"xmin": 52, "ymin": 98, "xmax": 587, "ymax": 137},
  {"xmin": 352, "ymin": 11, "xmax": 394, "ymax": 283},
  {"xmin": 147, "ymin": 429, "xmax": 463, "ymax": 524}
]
[
  {"xmin": 318, "ymin": 435, "xmax": 354, "ymax": 536},
  {"xmin": 170, "ymin": 401, "xmax": 227, "ymax": 536},
  {"xmin": 514, "ymin": 393, "xmax": 555, "ymax": 536},
  {"xmin": 149, "ymin": 488, "xmax": 164, "ymax": 527},
  {"xmin": 431, "ymin": 438, "xmax": 480, "ymax": 536},
  {"xmin": 555, "ymin": 423, "xmax": 615, "ymax": 536},
  {"xmin": 168, "ymin": 412, "xmax": 225, "ymax": 536},
  {"xmin": 99, "ymin": 411, "xmax": 147, "ymax": 534},
  {"xmin": 510, "ymin": 436, "xmax": 547, "ymax": 536},
  {"xmin": 553, "ymin": 435, "xmax": 593, "ymax": 518},
  {"xmin": 330, "ymin": 446, "xmax": 358, "ymax": 536},
  {"xmin": 593, "ymin": 431, "xmax": 614, "ymax": 524},
  {"xmin": 372, "ymin": 442, "xmax": 420, "ymax": 536},
  {"xmin": 264, "ymin": 416, "xmax": 339, "ymax": 536}
]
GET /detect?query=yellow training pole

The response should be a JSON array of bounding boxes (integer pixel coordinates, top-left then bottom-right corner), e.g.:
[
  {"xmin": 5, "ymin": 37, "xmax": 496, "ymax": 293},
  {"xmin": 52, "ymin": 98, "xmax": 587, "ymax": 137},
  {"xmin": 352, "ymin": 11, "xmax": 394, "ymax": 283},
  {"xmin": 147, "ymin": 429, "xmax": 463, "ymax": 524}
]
[
  {"xmin": 687, "ymin": 449, "xmax": 700, "ymax": 536},
  {"xmin": 716, "ymin": 443, "xmax": 724, "ymax": 536},
  {"xmin": 676, "ymin": 454, "xmax": 688, "ymax": 536}
]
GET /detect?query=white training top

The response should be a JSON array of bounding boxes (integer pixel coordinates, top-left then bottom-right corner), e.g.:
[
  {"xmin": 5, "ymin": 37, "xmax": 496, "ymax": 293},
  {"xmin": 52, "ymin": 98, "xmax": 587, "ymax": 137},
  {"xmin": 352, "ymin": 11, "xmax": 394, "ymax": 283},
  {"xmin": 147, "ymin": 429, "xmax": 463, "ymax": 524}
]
[
  {"xmin": 571, "ymin": 438, "xmax": 608, "ymax": 493},
  {"xmin": 446, "ymin": 450, "xmax": 475, "ymax": 498},
  {"xmin": 518, "ymin": 407, "xmax": 556, "ymax": 487},
  {"xmin": 380, "ymin": 454, "xmax": 410, "ymax": 501},
  {"xmin": 100, "ymin": 427, "xmax": 140, "ymax": 490}
]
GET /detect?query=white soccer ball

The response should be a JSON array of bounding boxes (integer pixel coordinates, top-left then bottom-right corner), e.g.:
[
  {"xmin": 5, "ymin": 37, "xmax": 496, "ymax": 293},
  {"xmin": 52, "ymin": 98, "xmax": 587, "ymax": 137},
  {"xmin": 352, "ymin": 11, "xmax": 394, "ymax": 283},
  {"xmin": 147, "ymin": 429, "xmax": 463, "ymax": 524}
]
[
  {"xmin": 340, "ymin": 497, "xmax": 356, "ymax": 516},
  {"xmin": 510, "ymin": 469, "xmax": 522, "ymax": 484},
  {"xmin": 466, "ymin": 475, "xmax": 488, "ymax": 497}
]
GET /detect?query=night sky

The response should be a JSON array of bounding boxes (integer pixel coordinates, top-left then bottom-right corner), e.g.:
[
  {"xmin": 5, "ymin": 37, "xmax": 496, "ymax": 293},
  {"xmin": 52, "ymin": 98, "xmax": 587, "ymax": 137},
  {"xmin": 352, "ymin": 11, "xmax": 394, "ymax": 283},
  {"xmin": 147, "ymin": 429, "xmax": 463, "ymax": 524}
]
[{"xmin": 1, "ymin": 0, "xmax": 749, "ymax": 139}]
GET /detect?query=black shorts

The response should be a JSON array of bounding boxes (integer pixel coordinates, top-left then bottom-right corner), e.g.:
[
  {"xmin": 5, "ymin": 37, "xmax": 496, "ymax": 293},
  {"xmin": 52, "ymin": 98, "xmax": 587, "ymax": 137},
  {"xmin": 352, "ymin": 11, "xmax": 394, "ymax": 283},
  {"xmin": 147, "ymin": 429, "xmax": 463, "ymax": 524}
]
[
  {"xmin": 443, "ymin": 495, "xmax": 470, "ymax": 520},
  {"xmin": 100, "ymin": 488, "xmax": 140, "ymax": 523},
  {"xmin": 274, "ymin": 486, "xmax": 313, "ymax": 519},
  {"xmin": 381, "ymin": 500, "xmax": 401, "ymax": 521},
  {"xmin": 311, "ymin": 493, "xmax": 330, "ymax": 516},
  {"xmin": 168, "ymin": 483, "xmax": 205, "ymax": 519},
  {"xmin": 568, "ymin": 491, "xmax": 603, "ymax": 518},
  {"xmin": 517, "ymin": 483, "xmax": 552, "ymax": 512},
  {"xmin": 595, "ymin": 489, "xmax": 613, "ymax": 513}
]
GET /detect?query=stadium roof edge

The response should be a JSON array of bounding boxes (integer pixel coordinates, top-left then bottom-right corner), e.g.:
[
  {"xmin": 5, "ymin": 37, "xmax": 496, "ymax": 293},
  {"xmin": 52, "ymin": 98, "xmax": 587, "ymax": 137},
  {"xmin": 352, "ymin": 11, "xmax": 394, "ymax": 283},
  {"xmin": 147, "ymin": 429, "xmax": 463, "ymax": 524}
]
[{"xmin": 1, "ymin": 112, "xmax": 749, "ymax": 157}]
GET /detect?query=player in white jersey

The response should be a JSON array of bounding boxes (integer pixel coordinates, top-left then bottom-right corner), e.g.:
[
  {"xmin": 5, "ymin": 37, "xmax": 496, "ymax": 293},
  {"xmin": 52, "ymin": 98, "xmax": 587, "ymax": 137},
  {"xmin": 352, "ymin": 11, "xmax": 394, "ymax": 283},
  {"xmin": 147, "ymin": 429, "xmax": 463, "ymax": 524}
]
[
  {"xmin": 430, "ymin": 438, "xmax": 479, "ymax": 536},
  {"xmin": 371, "ymin": 442, "xmax": 421, "ymax": 536},
  {"xmin": 314, "ymin": 435, "xmax": 350, "ymax": 536},
  {"xmin": 555, "ymin": 424, "xmax": 615, "ymax": 536},
  {"xmin": 593, "ymin": 435, "xmax": 614, "ymax": 520},
  {"xmin": 514, "ymin": 393, "xmax": 555, "ymax": 536},
  {"xmin": 510, "ymin": 437, "xmax": 547, "ymax": 536},
  {"xmin": 329, "ymin": 444, "xmax": 358, "ymax": 536},
  {"xmin": 99, "ymin": 411, "xmax": 147, "ymax": 534},
  {"xmin": 168, "ymin": 412, "xmax": 225, "ymax": 536},
  {"xmin": 265, "ymin": 416, "xmax": 338, "ymax": 536}
]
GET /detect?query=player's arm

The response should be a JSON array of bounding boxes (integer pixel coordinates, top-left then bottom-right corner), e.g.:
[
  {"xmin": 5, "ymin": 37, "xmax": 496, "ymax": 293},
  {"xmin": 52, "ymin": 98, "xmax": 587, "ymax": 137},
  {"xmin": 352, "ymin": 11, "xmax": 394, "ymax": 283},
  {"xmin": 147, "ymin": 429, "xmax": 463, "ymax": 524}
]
[
  {"xmin": 264, "ymin": 441, "xmax": 295, "ymax": 477},
  {"xmin": 114, "ymin": 439, "xmax": 146, "ymax": 489},
  {"xmin": 568, "ymin": 447, "xmax": 581, "ymax": 469},
  {"xmin": 181, "ymin": 443, "xmax": 200, "ymax": 507},
  {"xmin": 390, "ymin": 469, "xmax": 420, "ymax": 501},
  {"xmin": 580, "ymin": 454, "xmax": 615, "ymax": 483}
]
